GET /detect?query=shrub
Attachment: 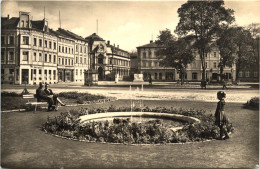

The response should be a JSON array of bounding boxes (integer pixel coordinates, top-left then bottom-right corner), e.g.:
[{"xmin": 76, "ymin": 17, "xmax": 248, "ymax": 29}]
[
  {"xmin": 42, "ymin": 106, "xmax": 234, "ymax": 144},
  {"xmin": 244, "ymin": 97, "xmax": 259, "ymax": 110},
  {"xmin": 58, "ymin": 92, "xmax": 106, "ymax": 103},
  {"xmin": 1, "ymin": 92, "xmax": 22, "ymax": 97}
]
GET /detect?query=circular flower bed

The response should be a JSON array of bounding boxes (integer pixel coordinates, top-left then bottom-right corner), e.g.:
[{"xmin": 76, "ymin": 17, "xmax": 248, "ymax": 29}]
[{"xmin": 42, "ymin": 106, "xmax": 234, "ymax": 144}]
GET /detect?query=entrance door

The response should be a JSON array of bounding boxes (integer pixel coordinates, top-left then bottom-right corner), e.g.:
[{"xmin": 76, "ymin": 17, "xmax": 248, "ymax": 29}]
[
  {"xmin": 98, "ymin": 67, "xmax": 104, "ymax": 80},
  {"xmin": 22, "ymin": 69, "xmax": 29, "ymax": 84}
]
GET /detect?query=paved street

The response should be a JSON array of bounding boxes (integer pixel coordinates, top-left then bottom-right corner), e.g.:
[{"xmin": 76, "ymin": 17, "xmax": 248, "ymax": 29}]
[{"xmin": 2, "ymin": 82, "xmax": 259, "ymax": 103}]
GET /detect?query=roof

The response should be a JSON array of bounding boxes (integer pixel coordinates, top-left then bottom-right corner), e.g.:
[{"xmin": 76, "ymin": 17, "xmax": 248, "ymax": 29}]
[
  {"xmin": 31, "ymin": 20, "xmax": 44, "ymax": 30},
  {"xmin": 1, "ymin": 17, "xmax": 19, "ymax": 29},
  {"xmin": 85, "ymin": 33, "xmax": 104, "ymax": 41},
  {"xmin": 136, "ymin": 41, "xmax": 163, "ymax": 48},
  {"xmin": 107, "ymin": 44, "xmax": 129, "ymax": 54},
  {"xmin": 57, "ymin": 28, "xmax": 87, "ymax": 42}
]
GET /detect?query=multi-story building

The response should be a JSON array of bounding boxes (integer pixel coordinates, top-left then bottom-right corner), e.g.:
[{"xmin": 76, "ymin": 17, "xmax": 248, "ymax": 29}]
[
  {"xmin": 56, "ymin": 28, "xmax": 89, "ymax": 83},
  {"xmin": 1, "ymin": 12, "xmax": 58, "ymax": 85},
  {"xmin": 106, "ymin": 41, "xmax": 130, "ymax": 80},
  {"xmin": 85, "ymin": 33, "xmax": 130, "ymax": 81},
  {"xmin": 136, "ymin": 40, "xmax": 236, "ymax": 82},
  {"xmin": 1, "ymin": 11, "xmax": 131, "ymax": 84}
]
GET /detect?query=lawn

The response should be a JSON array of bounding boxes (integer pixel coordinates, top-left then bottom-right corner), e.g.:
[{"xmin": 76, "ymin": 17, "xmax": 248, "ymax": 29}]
[{"xmin": 1, "ymin": 100, "xmax": 259, "ymax": 168}]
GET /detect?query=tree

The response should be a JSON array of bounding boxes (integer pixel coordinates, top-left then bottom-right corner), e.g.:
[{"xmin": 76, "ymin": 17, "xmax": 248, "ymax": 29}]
[
  {"xmin": 247, "ymin": 23, "xmax": 260, "ymax": 67},
  {"xmin": 155, "ymin": 29, "xmax": 195, "ymax": 85},
  {"xmin": 175, "ymin": 0, "xmax": 235, "ymax": 83},
  {"xmin": 217, "ymin": 26, "xmax": 252, "ymax": 81}
]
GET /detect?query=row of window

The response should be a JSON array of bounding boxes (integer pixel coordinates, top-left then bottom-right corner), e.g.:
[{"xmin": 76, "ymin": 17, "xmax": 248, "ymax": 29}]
[
  {"xmin": 1, "ymin": 36, "xmax": 15, "ymax": 45},
  {"xmin": 108, "ymin": 58, "xmax": 130, "ymax": 66},
  {"xmin": 32, "ymin": 37, "xmax": 57, "ymax": 50},
  {"xmin": 22, "ymin": 51, "xmax": 57, "ymax": 64},
  {"xmin": 239, "ymin": 71, "xmax": 258, "ymax": 78},
  {"xmin": 31, "ymin": 69, "xmax": 57, "ymax": 81},
  {"xmin": 1, "ymin": 50, "xmax": 14, "ymax": 61}
]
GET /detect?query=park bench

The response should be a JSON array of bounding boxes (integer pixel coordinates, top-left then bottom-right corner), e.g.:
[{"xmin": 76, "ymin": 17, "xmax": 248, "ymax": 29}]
[{"xmin": 23, "ymin": 94, "xmax": 48, "ymax": 112}]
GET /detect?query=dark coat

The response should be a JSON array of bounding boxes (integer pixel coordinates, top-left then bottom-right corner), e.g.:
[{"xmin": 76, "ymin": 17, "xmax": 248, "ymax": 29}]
[{"xmin": 215, "ymin": 99, "xmax": 228, "ymax": 126}]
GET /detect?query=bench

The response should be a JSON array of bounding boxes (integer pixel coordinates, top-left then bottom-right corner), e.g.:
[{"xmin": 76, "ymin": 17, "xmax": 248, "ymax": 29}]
[{"xmin": 23, "ymin": 94, "xmax": 48, "ymax": 112}]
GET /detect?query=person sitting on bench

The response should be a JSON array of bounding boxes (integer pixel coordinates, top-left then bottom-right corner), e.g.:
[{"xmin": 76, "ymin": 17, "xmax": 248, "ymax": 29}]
[
  {"xmin": 44, "ymin": 83, "xmax": 66, "ymax": 111},
  {"xmin": 36, "ymin": 82, "xmax": 55, "ymax": 111}
]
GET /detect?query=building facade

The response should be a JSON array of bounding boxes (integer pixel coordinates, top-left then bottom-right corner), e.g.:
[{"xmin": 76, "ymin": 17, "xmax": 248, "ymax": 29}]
[
  {"xmin": 1, "ymin": 12, "xmax": 58, "ymax": 85},
  {"xmin": 86, "ymin": 33, "xmax": 130, "ymax": 81},
  {"xmin": 136, "ymin": 40, "xmax": 236, "ymax": 82},
  {"xmin": 1, "ymin": 11, "xmax": 130, "ymax": 85}
]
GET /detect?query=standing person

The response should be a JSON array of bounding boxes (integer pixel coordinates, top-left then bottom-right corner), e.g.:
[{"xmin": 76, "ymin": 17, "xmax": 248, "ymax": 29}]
[
  {"xmin": 222, "ymin": 79, "xmax": 227, "ymax": 89},
  {"xmin": 36, "ymin": 82, "xmax": 54, "ymax": 111},
  {"xmin": 215, "ymin": 91, "xmax": 229, "ymax": 140},
  {"xmin": 44, "ymin": 83, "xmax": 66, "ymax": 111}
]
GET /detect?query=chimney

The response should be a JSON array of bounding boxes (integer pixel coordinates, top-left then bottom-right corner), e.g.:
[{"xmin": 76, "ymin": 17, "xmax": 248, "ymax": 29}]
[
  {"xmin": 117, "ymin": 45, "xmax": 119, "ymax": 48},
  {"xmin": 107, "ymin": 40, "xmax": 110, "ymax": 45},
  {"xmin": 150, "ymin": 40, "xmax": 153, "ymax": 43}
]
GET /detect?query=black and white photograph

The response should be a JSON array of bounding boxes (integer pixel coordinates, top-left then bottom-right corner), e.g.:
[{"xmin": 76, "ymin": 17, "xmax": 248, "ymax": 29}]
[{"xmin": 1, "ymin": 0, "xmax": 259, "ymax": 168}]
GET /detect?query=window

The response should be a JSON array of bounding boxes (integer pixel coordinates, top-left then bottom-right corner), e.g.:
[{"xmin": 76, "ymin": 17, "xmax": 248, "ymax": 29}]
[
  {"xmin": 76, "ymin": 69, "xmax": 78, "ymax": 75},
  {"xmin": 80, "ymin": 57, "xmax": 82, "ymax": 64},
  {"xmin": 245, "ymin": 71, "xmax": 250, "ymax": 77},
  {"xmin": 59, "ymin": 46, "xmax": 61, "ymax": 52},
  {"xmin": 22, "ymin": 36, "xmax": 29, "ymax": 45},
  {"xmin": 80, "ymin": 69, "xmax": 82, "ymax": 75},
  {"xmin": 49, "ymin": 41, "xmax": 52, "ymax": 49},
  {"xmin": 33, "ymin": 38, "xmax": 37, "ymax": 46},
  {"xmin": 205, "ymin": 62, "xmax": 208, "ymax": 68},
  {"xmin": 33, "ymin": 52, "xmax": 37, "ymax": 61},
  {"xmin": 39, "ymin": 39, "xmax": 42, "ymax": 47},
  {"xmin": 84, "ymin": 47, "xmax": 86, "ymax": 53},
  {"xmin": 214, "ymin": 52, "xmax": 217, "ymax": 57},
  {"xmin": 69, "ymin": 48, "xmax": 71, "ymax": 54},
  {"xmin": 53, "ymin": 55, "xmax": 56, "ymax": 63},
  {"xmin": 69, "ymin": 59, "xmax": 71, "ymax": 65},
  {"xmin": 62, "ymin": 46, "xmax": 64, "ymax": 53},
  {"xmin": 9, "ymin": 51, "xmax": 14, "ymax": 61},
  {"xmin": 192, "ymin": 72, "xmax": 198, "ymax": 80},
  {"xmin": 45, "ymin": 54, "xmax": 48, "ymax": 62},
  {"xmin": 155, "ymin": 73, "xmax": 158, "ymax": 80},
  {"xmin": 254, "ymin": 71, "xmax": 258, "ymax": 77},
  {"xmin": 1, "ymin": 36, "xmax": 5, "ymax": 45},
  {"xmin": 213, "ymin": 62, "xmax": 217, "ymax": 68},
  {"xmin": 72, "ymin": 48, "xmax": 74, "ymax": 54},
  {"xmin": 143, "ymin": 52, "xmax": 146, "ymax": 58},
  {"xmin": 39, "ymin": 53, "xmax": 42, "ymax": 61},
  {"xmin": 9, "ymin": 36, "xmax": 14, "ymax": 45},
  {"xmin": 148, "ymin": 51, "xmax": 152, "ymax": 58},
  {"xmin": 39, "ymin": 69, "xmax": 42, "ymax": 75},
  {"xmin": 239, "ymin": 72, "xmax": 243, "ymax": 77},
  {"xmin": 54, "ymin": 42, "xmax": 56, "ymax": 50},
  {"xmin": 9, "ymin": 69, "xmax": 14, "ymax": 75},
  {"xmin": 80, "ymin": 46, "xmax": 82, "ymax": 53},
  {"xmin": 44, "ymin": 40, "xmax": 47, "ymax": 48},
  {"xmin": 53, "ymin": 70, "xmax": 56, "ymax": 80},
  {"xmin": 59, "ymin": 58, "xmax": 61, "ymax": 65},
  {"xmin": 76, "ymin": 45, "xmax": 78, "ymax": 52},
  {"xmin": 49, "ymin": 54, "xmax": 52, "ymax": 62},
  {"xmin": 62, "ymin": 58, "xmax": 64, "ymax": 65},
  {"xmin": 22, "ymin": 51, "xmax": 29, "ymax": 61},
  {"xmin": 72, "ymin": 60, "xmax": 74, "ymax": 65},
  {"xmin": 1, "ymin": 50, "xmax": 5, "ymax": 61},
  {"xmin": 65, "ymin": 59, "xmax": 67, "ymax": 65},
  {"xmin": 76, "ymin": 57, "xmax": 78, "ymax": 64},
  {"xmin": 84, "ymin": 58, "xmax": 86, "ymax": 64}
]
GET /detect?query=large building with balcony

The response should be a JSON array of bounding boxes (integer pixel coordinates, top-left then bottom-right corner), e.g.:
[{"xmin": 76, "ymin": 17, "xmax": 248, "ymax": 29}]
[{"xmin": 137, "ymin": 40, "xmax": 236, "ymax": 82}]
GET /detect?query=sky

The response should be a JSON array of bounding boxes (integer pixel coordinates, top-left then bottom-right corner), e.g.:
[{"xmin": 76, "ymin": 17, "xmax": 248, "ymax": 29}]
[{"xmin": 1, "ymin": 1, "xmax": 260, "ymax": 52}]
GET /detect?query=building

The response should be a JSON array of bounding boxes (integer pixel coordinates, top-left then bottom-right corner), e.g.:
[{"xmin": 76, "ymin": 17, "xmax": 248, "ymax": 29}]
[
  {"xmin": 1, "ymin": 12, "xmax": 58, "ymax": 85},
  {"xmin": 85, "ymin": 33, "xmax": 130, "ymax": 81},
  {"xmin": 56, "ymin": 28, "xmax": 89, "ymax": 83},
  {"xmin": 136, "ymin": 40, "xmax": 236, "ymax": 82},
  {"xmin": 137, "ymin": 40, "xmax": 176, "ymax": 81},
  {"xmin": 2, "ymin": 11, "xmax": 131, "ymax": 85}
]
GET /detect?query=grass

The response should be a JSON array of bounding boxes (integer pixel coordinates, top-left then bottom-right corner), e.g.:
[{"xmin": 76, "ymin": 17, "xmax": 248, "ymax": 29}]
[
  {"xmin": 1, "ymin": 100, "xmax": 259, "ymax": 168},
  {"xmin": 1, "ymin": 92, "xmax": 106, "ymax": 111}
]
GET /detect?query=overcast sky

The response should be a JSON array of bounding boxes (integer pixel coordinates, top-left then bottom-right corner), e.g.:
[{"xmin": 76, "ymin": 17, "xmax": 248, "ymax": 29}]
[{"xmin": 2, "ymin": 1, "xmax": 260, "ymax": 52}]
